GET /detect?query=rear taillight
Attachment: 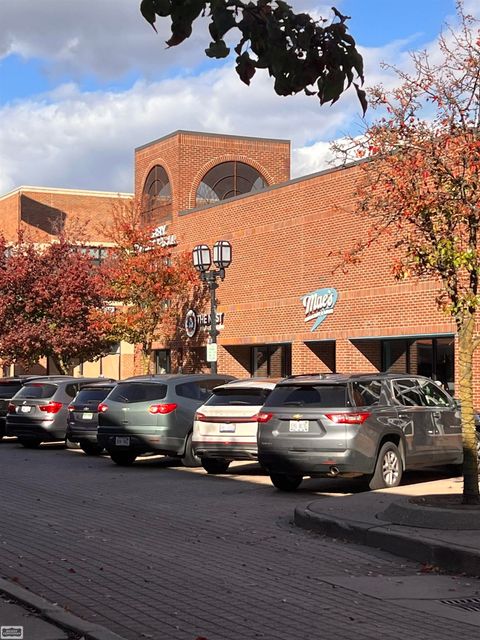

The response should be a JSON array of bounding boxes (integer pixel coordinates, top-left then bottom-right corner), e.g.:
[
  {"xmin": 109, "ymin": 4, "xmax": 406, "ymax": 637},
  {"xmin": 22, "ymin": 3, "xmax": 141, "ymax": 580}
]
[
  {"xmin": 195, "ymin": 412, "xmax": 207, "ymax": 422},
  {"xmin": 256, "ymin": 412, "xmax": 273, "ymax": 423},
  {"xmin": 149, "ymin": 403, "xmax": 177, "ymax": 415},
  {"xmin": 39, "ymin": 401, "xmax": 63, "ymax": 414},
  {"xmin": 67, "ymin": 405, "xmax": 74, "ymax": 412},
  {"xmin": 324, "ymin": 412, "xmax": 371, "ymax": 425},
  {"xmin": 7, "ymin": 403, "xmax": 15, "ymax": 413},
  {"xmin": 98, "ymin": 403, "xmax": 108, "ymax": 413}
]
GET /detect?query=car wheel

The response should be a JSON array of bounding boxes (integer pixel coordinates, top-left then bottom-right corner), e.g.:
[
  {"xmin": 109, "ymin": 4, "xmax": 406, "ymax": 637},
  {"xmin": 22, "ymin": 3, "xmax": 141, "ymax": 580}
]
[
  {"xmin": 109, "ymin": 450, "xmax": 137, "ymax": 466},
  {"xmin": 201, "ymin": 458, "xmax": 231, "ymax": 474},
  {"xmin": 181, "ymin": 432, "xmax": 202, "ymax": 468},
  {"xmin": 270, "ymin": 473, "xmax": 303, "ymax": 491},
  {"xmin": 369, "ymin": 441, "xmax": 403, "ymax": 490},
  {"xmin": 18, "ymin": 437, "xmax": 42, "ymax": 449},
  {"xmin": 80, "ymin": 442, "xmax": 104, "ymax": 456}
]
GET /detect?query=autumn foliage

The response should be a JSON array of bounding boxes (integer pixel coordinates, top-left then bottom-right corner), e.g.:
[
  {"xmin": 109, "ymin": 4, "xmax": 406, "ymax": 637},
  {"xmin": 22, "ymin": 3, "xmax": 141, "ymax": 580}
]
[
  {"xmin": 102, "ymin": 201, "xmax": 200, "ymax": 374},
  {"xmin": 0, "ymin": 234, "xmax": 116, "ymax": 374},
  {"xmin": 334, "ymin": 2, "xmax": 480, "ymax": 503}
]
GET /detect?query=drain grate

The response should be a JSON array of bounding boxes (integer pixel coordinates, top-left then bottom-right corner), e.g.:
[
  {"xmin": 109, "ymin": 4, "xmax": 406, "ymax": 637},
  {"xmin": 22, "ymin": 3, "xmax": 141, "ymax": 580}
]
[{"xmin": 441, "ymin": 597, "xmax": 480, "ymax": 612}]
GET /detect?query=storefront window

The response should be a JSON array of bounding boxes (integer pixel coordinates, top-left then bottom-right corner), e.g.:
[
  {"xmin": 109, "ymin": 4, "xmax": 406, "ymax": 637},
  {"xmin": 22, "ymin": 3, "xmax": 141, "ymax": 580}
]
[
  {"xmin": 382, "ymin": 336, "xmax": 454, "ymax": 393},
  {"xmin": 154, "ymin": 349, "xmax": 171, "ymax": 374},
  {"xmin": 251, "ymin": 344, "xmax": 291, "ymax": 378}
]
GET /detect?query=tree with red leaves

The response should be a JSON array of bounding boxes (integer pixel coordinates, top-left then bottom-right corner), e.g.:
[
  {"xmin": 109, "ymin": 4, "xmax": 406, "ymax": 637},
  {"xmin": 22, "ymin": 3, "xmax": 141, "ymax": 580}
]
[
  {"xmin": 0, "ymin": 234, "xmax": 116, "ymax": 374},
  {"xmin": 334, "ymin": 3, "xmax": 480, "ymax": 504},
  {"xmin": 103, "ymin": 201, "xmax": 199, "ymax": 374}
]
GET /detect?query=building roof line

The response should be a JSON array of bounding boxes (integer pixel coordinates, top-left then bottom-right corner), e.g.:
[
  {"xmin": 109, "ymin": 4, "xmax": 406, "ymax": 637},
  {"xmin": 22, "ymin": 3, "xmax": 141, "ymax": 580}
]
[
  {"xmin": 135, "ymin": 129, "xmax": 291, "ymax": 152},
  {"xmin": 0, "ymin": 186, "xmax": 133, "ymax": 202}
]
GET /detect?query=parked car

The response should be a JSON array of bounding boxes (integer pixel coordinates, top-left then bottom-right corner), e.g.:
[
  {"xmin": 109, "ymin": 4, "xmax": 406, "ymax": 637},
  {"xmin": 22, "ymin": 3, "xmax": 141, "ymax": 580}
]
[
  {"xmin": 0, "ymin": 375, "xmax": 45, "ymax": 439},
  {"xmin": 97, "ymin": 373, "xmax": 234, "ymax": 467},
  {"xmin": 192, "ymin": 378, "xmax": 278, "ymax": 474},
  {"xmin": 6, "ymin": 377, "xmax": 115, "ymax": 448},
  {"xmin": 66, "ymin": 381, "xmax": 117, "ymax": 456},
  {"xmin": 257, "ymin": 373, "xmax": 463, "ymax": 491}
]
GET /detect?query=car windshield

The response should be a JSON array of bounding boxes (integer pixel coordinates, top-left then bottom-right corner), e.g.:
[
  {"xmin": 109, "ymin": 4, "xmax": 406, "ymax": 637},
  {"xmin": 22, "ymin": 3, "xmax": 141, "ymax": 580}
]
[
  {"xmin": 108, "ymin": 383, "xmax": 167, "ymax": 403},
  {"xmin": 204, "ymin": 388, "xmax": 272, "ymax": 406},
  {"xmin": 74, "ymin": 387, "xmax": 113, "ymax": 403},
  {"xmin": 0, "ymin": 382, "xmax": 22, "ymax": 398},
  {"xmin": 15, "ymin": 383, "xmax": 58, "ymax": 399},
  {"xmin": 263, "ymin": 384, "xmax": 348, "ymax": 407}
]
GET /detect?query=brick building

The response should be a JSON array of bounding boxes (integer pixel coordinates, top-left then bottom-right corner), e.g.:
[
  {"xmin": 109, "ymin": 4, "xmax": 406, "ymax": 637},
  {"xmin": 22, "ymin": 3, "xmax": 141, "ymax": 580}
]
[{"xmin": 0, "ymin": 130, "xmax": 470, "ymax": 398}]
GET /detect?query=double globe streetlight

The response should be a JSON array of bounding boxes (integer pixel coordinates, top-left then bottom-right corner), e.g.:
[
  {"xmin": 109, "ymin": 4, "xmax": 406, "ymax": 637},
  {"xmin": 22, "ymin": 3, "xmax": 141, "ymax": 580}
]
[{"xmin": 192, "ymin": 240, "xmax": 232, "ymax": 374}]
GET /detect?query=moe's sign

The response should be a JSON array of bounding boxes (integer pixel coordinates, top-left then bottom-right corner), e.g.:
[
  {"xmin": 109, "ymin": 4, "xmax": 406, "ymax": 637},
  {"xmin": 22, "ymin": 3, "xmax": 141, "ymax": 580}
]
[{"xmin": 301, "ymin": 287, "xmax": 338, "ymax": 331}]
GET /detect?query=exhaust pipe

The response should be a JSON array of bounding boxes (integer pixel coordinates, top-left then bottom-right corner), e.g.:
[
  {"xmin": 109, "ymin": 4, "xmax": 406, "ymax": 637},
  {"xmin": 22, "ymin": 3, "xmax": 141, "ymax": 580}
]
[{"xmin": 328, "ymin": 466, "xmax": 339, "ymax": 477}]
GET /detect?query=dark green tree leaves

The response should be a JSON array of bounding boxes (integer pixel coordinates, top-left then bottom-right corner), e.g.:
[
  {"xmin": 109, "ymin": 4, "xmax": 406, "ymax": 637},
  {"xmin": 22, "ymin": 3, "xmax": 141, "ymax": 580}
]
[{"xmin": 140, "ymin": 0, "xmax": 366, "ymax": 112}]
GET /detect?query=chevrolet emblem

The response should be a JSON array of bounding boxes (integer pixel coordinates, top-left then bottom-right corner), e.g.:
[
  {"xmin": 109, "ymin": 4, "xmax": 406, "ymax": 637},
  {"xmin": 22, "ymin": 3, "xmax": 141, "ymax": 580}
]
[{"xmin": 292, "ymin": 413, "xmax": 303, "ymax": 419}]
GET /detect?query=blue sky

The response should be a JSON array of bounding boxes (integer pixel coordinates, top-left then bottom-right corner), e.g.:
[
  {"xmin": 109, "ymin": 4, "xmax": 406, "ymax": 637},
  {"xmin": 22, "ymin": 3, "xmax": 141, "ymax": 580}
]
[{"xmin": 0, "ymin": 0, "xmax": 475, "ymax": 193}]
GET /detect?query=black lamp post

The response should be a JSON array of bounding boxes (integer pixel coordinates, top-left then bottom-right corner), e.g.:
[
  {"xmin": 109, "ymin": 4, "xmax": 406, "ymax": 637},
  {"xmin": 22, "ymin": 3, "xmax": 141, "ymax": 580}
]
[{"xmin": 192, "ymin": 240, "xmax": 232, "ymax": 374}]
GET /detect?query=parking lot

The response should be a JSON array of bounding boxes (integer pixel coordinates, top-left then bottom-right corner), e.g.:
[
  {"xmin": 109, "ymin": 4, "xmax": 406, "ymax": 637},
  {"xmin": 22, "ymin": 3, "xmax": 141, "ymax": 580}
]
[{"xmin": 0, "ymin": 438, "xmax": 478, "ymax": 640}]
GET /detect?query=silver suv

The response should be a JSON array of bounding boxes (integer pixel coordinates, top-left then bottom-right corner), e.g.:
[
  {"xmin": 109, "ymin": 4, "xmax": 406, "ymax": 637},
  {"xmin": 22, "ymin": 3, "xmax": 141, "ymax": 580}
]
[{"xmin": 257, "ymin": 373, "xmax": 462, "ymax": 491}]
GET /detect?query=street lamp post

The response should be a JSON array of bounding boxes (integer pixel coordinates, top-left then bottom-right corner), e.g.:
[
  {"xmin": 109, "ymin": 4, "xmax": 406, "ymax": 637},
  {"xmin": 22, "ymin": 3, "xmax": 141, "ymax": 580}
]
[{"xmin": 192, "ymin": 240, "xmax": 232, "ymax": 374}]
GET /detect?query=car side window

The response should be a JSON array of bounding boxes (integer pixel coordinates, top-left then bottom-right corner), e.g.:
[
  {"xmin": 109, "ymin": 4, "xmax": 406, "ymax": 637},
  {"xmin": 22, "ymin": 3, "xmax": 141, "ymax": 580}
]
[
  {"xmin": 65, "ymin": 384, "xmax": 78, "ymax": 398},
  {"xmin": 392, "ymin": 379, "xmax": 427, "ymax": 407},
  {"xmin": 420, "ymin": 381, "xmax": 452, "ymax": 407},
  {"xmin": 176, "ymin": 382, "xmax": 205, "ymax": 401},
  {"xmin": 350, "ymin": 380, "xmax": 383, "ymax": 407}
]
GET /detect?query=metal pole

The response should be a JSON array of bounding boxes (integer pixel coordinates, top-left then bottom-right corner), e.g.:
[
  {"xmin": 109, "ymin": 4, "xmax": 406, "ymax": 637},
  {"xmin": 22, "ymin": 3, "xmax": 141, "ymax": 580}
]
[{"xmin": 209, "ymin": 274, "xmax": 218, "ymax": 374}]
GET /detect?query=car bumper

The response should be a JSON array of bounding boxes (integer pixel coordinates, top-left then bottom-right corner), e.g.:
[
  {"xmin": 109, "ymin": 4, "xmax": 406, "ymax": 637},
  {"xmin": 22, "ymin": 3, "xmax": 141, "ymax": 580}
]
[
  {"xmin": 193, "ymin": 442, "xmax": 258, "ymax": 461},
  {"xmin": 6, "ymin": 419, "xmax": 65, "ymax": 441},
  {"xmin": 258, "ymin": 447, "xmax": 374, "ymax": 477},
  {"xmin": 97, "ymin": 431, "xmax": 182, "ymax": 456},
  {"xmin": 66, "ymin": 425, "xmax": 99, "ymax": 444}
]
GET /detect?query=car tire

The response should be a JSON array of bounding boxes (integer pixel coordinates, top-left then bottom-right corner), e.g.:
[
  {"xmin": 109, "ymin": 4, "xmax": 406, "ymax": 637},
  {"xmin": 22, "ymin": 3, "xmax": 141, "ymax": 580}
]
[
  {"xmin": 369, "ymin": 441, "xmax": 403, "ymax": 490},
  {"xmin": 270, "ymin": 473, "xmax": 303, "ymax": 491},
  {"xmin": 80, "ymin": 442, "xmax": 104, "ymax": 456},
  {"xmin": 18, "ymin": 437, "xmax": 42, "ymax": 449},
  {"xmin": 109, "ymin": 450, "xmax": 137, "ymax": 466},
  {"xmin": 181, "ymin": 432, "xmax": 202, "ymax": 468},
  {"xmin": 201, "ymin": 458, "xmax": 231, "ymax": 474}
]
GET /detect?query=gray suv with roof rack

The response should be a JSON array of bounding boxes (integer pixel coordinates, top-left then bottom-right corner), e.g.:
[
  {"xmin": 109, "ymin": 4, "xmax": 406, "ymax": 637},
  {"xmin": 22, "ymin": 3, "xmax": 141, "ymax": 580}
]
[
  {"xmin": 257, "ymin": 373, "xmax": 463, "ymax": 491},
  {"xmin": 6, "ymin": 376, "xmax": 115, "ymax": 448}
]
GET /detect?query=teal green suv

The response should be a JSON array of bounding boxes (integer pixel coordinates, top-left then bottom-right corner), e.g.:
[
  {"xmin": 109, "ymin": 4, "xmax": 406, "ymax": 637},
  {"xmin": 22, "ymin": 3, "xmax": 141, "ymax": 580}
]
[{"xmin": 97, "ymin": 374, "xmax": 234, "ymax": 467}]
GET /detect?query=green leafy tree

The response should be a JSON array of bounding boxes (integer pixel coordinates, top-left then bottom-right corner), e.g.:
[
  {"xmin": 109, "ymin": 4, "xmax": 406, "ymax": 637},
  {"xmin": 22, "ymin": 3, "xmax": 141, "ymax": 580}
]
[
  {"xmin": 140, "ymin": 0, "xmax": 366, "ymax": 111},
  {"xmin": 333, "ymin": 3, "xmax": 480, "ymax": 503}
]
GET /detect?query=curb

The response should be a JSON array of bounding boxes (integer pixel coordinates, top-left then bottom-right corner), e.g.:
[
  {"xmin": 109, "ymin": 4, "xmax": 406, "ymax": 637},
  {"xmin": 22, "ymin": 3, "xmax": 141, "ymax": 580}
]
[
  {"xmin": 294, "ymin": 503, "xmax": 480, "ymax": 577},
  {"xmin": 0, "ymin": 577, "xmax": 127, "ymax": 640}
]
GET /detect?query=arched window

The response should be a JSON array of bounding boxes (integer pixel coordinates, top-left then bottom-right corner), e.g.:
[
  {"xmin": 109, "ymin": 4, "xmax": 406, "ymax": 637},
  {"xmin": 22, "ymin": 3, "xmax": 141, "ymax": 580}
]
[
  {"xmin": 196, "ymin": 161, "xmax": 266, "ymax": 205},
  {"xmin": 142, "ymin": 165, "xmax": 172, "ymax": 225}
]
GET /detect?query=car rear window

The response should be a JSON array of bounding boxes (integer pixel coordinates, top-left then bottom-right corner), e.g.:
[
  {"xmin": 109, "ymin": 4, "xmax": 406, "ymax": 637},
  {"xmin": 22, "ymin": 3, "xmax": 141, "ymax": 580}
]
[
  {"xmin": 204, "ymin": 388, "xmax": 272, "ymax": 407},
  {"xmin": 15, "ymin": 383, "xmax": 58, "ymax": 399},
  {"xmin": 74, "ymin": 387, "xmax": 113, "ymax": 403},
  {"xmin": 263, "ymin": 384, "xmax": 348, "ymax": 407},
  {"xmin": 108, "ymin": 383, "xmax": 167, "ymax": 403},
  {"xmin": 0, "ymin": 382, "xmax": 22, "ymax": 398}
]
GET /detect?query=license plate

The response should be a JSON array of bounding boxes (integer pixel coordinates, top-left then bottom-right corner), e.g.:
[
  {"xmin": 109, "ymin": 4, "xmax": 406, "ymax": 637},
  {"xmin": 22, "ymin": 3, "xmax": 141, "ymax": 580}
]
[
  {"xmin": 115, "ymin": 436, "xmax": 130, "ymax": 446},
  {"xmin": 219, "ymin": 424, "xmax": 236, "ymax": 433},
  {"xmin": 289, "ymin": 420, "xmax": 309, "ymax": 432},
  {"xmin": 82, "ymin": 412, "xmax": 93, "ymax": 420},
  {"xmin": 20, "ymin": 406, "xmax": 32, "ymax": 413}
]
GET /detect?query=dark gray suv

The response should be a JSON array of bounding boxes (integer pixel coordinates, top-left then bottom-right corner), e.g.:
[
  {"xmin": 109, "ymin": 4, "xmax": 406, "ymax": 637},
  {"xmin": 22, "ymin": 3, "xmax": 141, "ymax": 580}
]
[
  {"xmin": 97, "ymin": 374, "xmax": 234, "ymax": 466},
  {"xmin": 257, "ymin": 373, "xmax": 463, "ymax": 491}
]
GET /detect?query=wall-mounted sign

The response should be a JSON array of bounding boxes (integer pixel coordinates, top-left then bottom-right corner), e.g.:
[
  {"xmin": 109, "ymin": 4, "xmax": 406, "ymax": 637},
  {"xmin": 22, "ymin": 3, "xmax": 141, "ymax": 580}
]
[
  {"xmin": 152, "ymin": 224, "xmax": 177, "ymax": 247},
  {"xmin": 301, "ymin": 287, "xmax": 338, "ymax": 331},
  {"xmin": 185, "ymin": 309, "xmax": 225, "ymax": 338}
]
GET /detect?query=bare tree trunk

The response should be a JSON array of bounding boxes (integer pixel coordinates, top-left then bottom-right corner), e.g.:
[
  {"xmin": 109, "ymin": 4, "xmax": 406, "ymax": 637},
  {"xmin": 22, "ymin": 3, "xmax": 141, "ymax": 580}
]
[
  {"xmin": 141, "ymin": 343, "xmax": 153, "ymax": 375},
  {"xmin": 51, "ymin": 355, "xmax": 69, "ymax": 375},
  {"xmin": 457, "ymin": 313, "xmax": 480, "ymax": 505}
]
